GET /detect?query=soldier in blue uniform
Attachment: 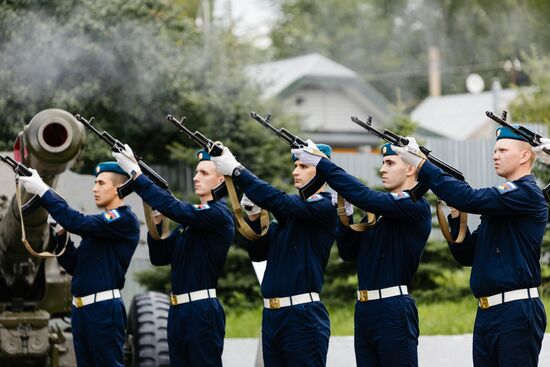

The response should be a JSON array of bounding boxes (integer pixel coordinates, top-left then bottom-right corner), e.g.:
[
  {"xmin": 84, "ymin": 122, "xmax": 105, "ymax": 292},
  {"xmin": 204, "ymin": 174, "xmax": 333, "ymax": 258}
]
[
  {"xmin": 113, "ymin": 147, "xmax": 234, "ymax": 366},
  {"xmin": 292, "ymin": 142, "xmax": 432, "ymax": 366},
  {"xmin": 211, "ymin": 143, "xmax": 337, "ymax": 366},
  {"xmin": 394, "ymin": 126, "xmax": 548, "ymax": 366},
  {"xmin": 19, "ymin": 162, "xmax": 140, "ymax": 367}
]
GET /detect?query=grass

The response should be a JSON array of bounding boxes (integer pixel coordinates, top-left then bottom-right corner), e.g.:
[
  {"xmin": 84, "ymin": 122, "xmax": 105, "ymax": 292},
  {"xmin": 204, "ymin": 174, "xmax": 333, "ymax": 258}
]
[{"xmin": 225, "ymin": 296, "xmax": 550, "ymax": 338}]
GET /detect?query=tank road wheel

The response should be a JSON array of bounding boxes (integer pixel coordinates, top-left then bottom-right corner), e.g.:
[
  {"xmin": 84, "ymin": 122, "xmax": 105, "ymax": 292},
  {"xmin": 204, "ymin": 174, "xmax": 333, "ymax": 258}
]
[{"xmin": 125, "ymin": 292, "xmax": 170, "ymax": 367}]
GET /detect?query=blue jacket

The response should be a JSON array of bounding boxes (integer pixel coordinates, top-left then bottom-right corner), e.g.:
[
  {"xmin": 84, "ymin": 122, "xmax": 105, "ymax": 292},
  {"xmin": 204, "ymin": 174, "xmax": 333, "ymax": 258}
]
[
  {"xmin": 132, "ymin": 174, "xmax": 234, "ymax": 294},
  {"xmin": 41, "ymin": 190, "xmax": 140, "ymax": 297},
  {"xmin": 419, "ymin": 160, "xmax": 548, "ymax": 297},
  {"xmin": 316, "ymin": 158, "xmax": 432, "ymax": 290},
  {"xmin": 235, "ymin": 168, "xmax": 337, "ymax": 298}
]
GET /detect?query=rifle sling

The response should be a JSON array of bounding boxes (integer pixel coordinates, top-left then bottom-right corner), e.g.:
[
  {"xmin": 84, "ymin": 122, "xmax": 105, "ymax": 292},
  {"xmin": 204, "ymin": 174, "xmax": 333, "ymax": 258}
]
[
  {"xmin": 143, "ymin": 202, "xmax": 172, "ymax": 240},
  {"xmin": 436, "ymin": 200, "xmax": 468, "ymax": 244},
  {"xmin": 144, "ymin": 177, "xmax": 269, "ymax": 242},
  {"xmin": 225, "ymin": 176, "xmax": 269, "ymax": 241},
  {"xmin": 337, "ymin": 194, "xmax": 376, "ymax": 232},
  {"xmin": 16, "ymin": 180, "xmax": 69, "ymax": 258}
]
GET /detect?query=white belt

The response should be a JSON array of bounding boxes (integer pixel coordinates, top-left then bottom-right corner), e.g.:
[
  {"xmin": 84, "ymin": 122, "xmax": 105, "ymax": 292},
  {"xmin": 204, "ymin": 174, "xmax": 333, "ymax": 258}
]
[
  {"xmin": 479, "ymin": 287, "xmax": 539, "ymax": 309},
  {"xmin": 263, "ymin": 292, "xmax": 320, "ymax": 309},
  {"xmin": 357, "ymin": 285, "xmax": 408, "ymax": 302},
  {"xmin": 72, "ymin": 289, "xmax": 121, "ymax": 308},
  {"xmin": 170, "ymin": 289, "xmax": 217, "ymax": 306}
]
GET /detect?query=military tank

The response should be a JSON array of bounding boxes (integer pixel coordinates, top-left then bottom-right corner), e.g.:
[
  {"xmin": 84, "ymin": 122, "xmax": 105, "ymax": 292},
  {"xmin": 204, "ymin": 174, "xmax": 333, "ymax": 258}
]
[{"xmin": 0, "ymin": 109, "xmax": 169, "ymax": 366}]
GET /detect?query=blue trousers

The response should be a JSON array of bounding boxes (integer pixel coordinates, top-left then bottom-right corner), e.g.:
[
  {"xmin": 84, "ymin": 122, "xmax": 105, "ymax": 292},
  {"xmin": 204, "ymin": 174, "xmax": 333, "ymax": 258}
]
[
  {"xmin": 71, "ymin": 298, "xmax": 126, "ymax": 367},
  {"xmin": 473, "ymin": 298, "xmax": 546, "ymax": 366},
  {"xmin": 262, "ymin": 301, "xmax": 330, "ymax": 367},
  {"xmin": 167, "ymin": 298, "xmax": 225, "ymax": 366},
  {"xmin": 354, "ymin": 296, "xmax": 419, "ymax": 367}
]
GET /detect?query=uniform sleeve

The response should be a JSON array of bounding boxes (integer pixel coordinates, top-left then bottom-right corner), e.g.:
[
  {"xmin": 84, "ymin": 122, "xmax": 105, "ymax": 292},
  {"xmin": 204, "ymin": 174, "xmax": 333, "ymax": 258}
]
[
  {"xmin": 316, "ymin": 158, "xmax": 423, "ymax": 221},
  {"xmin": 55, "ymin": 233, "xmax": 77, "ymax": 275},
  {"xmin": 242, "ymin": 219, "xmax": 274, "ymax": 262},
  {"xmin": 40, "ymin": 190, "xmax": 136, "ymax": 240},
  {"xmin": 419, "ymin": 160, "xmax": 542, "ymax": 216},
  {"xmin": 146, "ymin": 222, "xmax": 176, "ymax": 266},
  {"xmin": 133, "ymin": 174, "xmax": 227, "ymax": 232},
  {"xmin": 234, "ymin": 169, "xmax": 335, "ymax": 225},
  {"xmin": 336, "ymin": 220, "xmax": 360, "ymax": 261},
  {"xmin": 447, "ymin": 215, "xmax": 477, "ymax": 266}
]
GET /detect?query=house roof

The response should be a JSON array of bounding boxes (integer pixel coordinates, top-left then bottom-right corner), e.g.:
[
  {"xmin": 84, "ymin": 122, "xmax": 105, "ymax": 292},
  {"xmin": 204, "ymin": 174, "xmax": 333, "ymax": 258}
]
[
  {"xmin": 411, "ymin": 89, "xmax": 519, "ymax": 140},
  {"xmin": 246, "ymin": 53, "xmax": 390, "ymax": 119},
  {"xmin": 246, "ymin": 53, "xmax": 358, "ymax": 99}
]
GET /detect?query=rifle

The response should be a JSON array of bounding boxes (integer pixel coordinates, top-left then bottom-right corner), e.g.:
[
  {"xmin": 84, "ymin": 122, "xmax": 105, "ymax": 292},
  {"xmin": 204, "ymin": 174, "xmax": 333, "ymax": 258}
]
[
  {"xmin": 0, "ymin": 155, "xmax": 40, "ymax": 214},
  {"xmin": 486, "ymin": 110, "xmax": 550, "ymax": 155},
  {"xmin": 166, "ymin": 114, "xmax": 270, "ymax": 241},
  {"xmin": 351, "ymin": 116, "xmax": 465, "ymax": 201},
  {"xmin": 486, "ymin": 110, "xmax": 550, "ymax": 202},
  {"xmin": 75, "ymin": 114, "xmax": 168, "ymax": 197},
  {"xmin": 351, "ymin": 116, "xmax": 468, "ymax": 243},
  {"xmin": 250, "ymin": 112, "xmax": 326, "ymax": 200},
  {"xmin": 165, "ymin": 115, "xmax": 227, "ymax": 199},
  {"xmin": 0, "ymin": 155, "xmax": 32, "ymax": 177}
]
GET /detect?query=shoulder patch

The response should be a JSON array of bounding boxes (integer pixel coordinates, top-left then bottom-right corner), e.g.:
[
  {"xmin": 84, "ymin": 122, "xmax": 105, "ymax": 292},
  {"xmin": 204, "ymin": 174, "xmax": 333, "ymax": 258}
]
[
  {"xmin": 390, "ymin": 192, "xmax": 411, "ymax": 201},
  {"xmin": 306, "ymin": 194, "xmax": 324, "ymax": 203},
  {"xmin": 103, "ymin": 209, "xmax": 121, "ymax": 222},
  {"xmin": 193, "ymin": 203, "xmax": 211, "ymax": 211},
  {"xmin": 495, "ymin": 181, "xmax": 518, "ymax": 195}
]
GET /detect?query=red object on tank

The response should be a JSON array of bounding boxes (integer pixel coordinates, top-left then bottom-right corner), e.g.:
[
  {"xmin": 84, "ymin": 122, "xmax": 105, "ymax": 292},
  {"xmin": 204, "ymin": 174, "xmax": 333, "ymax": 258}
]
[{"xmin": 13, "ymin": 135, "xmax": 26, "ymax": 162}]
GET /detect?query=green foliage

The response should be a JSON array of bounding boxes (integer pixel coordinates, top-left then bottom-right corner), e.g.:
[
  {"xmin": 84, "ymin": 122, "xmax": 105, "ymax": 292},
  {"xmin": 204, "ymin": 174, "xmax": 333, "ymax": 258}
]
[
  {"xmin": 134, "ymin": 265, "xmax": 171, "ymax": 294},
  {"xmin": 509, "ymin": 47, "xmax": 550, "ymax": 124},
  {"xmin": 217, "ymin": 246, "xmax": 263, "ymax": 309},
  {"xmin": 322, "ymin": 246, "xmax": 358, "ymax": 305}
]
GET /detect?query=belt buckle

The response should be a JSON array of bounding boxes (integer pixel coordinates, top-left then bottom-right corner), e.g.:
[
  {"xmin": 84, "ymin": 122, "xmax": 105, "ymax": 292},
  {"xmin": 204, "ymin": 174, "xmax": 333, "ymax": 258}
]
[
  {"xmin": 479, "ymin": 296, "xmax": 489, "ymax": 309},
  {"xmin": 170, "ymin": 294, "xmax": 178, "ymax": 306},
  {"xmin": 358, "ymin": 290, "xmax": 368, "ymax": 302},
  {"xmin": 75, "ymin": 297, "xmax": 84, "ymax": 308},
  {"xmin": 269, "ymin": 298, "xmax": 280, "ymax": 309}
]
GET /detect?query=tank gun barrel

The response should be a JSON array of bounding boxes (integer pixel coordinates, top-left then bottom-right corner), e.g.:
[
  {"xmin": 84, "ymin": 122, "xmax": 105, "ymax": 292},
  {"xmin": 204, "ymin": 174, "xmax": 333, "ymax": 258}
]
[{"xmin": 0, "ymin": 109, "xmax": 85, "ymax": 303}]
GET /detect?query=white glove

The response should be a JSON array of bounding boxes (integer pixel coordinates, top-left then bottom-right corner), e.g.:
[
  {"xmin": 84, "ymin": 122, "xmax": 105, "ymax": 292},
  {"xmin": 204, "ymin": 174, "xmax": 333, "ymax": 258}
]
[
  {"xmin": 211, "ymin": 146, "xmax": 241, "ymax": 176},
  {"xmin": 392, "ymin": 137, "xmax": 426, "ymax": 169},
  {"xmin": 290, "ymin": 139, "xmax": 325, "ymax": 167},
  {"xmin": 112, "ymin": 144, "xmax": 141, "ymax": 177},
  {"xmin": 331, "ymin": 191, "xmax": 353, "ymax": 216},
  {"xmin": 47, "ymin": 214, "xmax": 64, "ymax": 234},
  {"xmin": 18, "ymin": 168, "xmax": 50, "ymax": 197},
  {"xmin": 533, "ymin": 138, "xmax": 550, "ymax": 165},
  {"xmin": 240, "ymin": 193, "xmax": 261, "ymax": 216}
]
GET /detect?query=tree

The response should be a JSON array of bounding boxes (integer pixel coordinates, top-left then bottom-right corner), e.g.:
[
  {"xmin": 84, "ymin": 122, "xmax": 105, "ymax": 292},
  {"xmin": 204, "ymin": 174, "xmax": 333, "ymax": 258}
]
[
  {"xmin": 0, "ymin": 0, "xmax": 293, "ymax": 181},
  {"xmin": 268, "ymin": 0, "xmax": 550, "ymax": 104}
]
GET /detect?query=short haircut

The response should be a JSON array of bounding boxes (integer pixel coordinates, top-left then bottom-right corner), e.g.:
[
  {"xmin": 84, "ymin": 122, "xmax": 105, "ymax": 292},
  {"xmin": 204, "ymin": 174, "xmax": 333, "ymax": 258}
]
[
  {"xmin": 517, "ymin": 140, "xmax": 536, "ymax": 167},
  {"xmin": 105, "ymin": 172, "xmax": 129, "ymax": 186}
]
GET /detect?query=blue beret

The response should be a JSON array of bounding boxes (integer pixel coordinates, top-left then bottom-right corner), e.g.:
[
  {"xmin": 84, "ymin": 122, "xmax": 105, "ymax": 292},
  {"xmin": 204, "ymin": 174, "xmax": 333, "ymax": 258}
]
[
  {"xmin": 381, "ymin": 143, "xmax": 397, "ymax": 157},
  {"xmin": 196, "ymin": 149, "xmax": 212, "ymax": 161},
  {"xmin": 292, "ymin": 143, "xmax": 332, "ymax": 161},
  {"xmin": 94, "ymin": 161, "xmax": 130, "ymax": 177},
  {"xmin": 496, "ymin": 124, "xmax": 529, "ymax": 142}
]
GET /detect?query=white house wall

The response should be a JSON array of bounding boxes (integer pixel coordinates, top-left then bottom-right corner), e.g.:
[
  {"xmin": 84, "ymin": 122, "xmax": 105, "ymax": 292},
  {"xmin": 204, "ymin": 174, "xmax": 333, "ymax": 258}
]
[{"xmin": 282, "ymin": 86, "xmax": 371, "ymax": 132}]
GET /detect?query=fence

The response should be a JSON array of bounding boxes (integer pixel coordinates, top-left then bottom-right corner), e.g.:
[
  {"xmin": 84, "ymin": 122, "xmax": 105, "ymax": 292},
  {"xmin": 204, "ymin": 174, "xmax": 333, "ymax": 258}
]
[{"xmin": 155, "ymin": 137, "xmax": 549, "ymax": 193}]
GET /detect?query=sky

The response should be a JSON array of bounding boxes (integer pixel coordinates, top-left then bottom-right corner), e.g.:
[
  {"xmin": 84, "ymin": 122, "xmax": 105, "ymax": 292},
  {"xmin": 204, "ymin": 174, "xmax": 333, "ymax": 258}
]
[{"xmin": 213, "ymin": 0, "xmax": 276, "ymax": 47}]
